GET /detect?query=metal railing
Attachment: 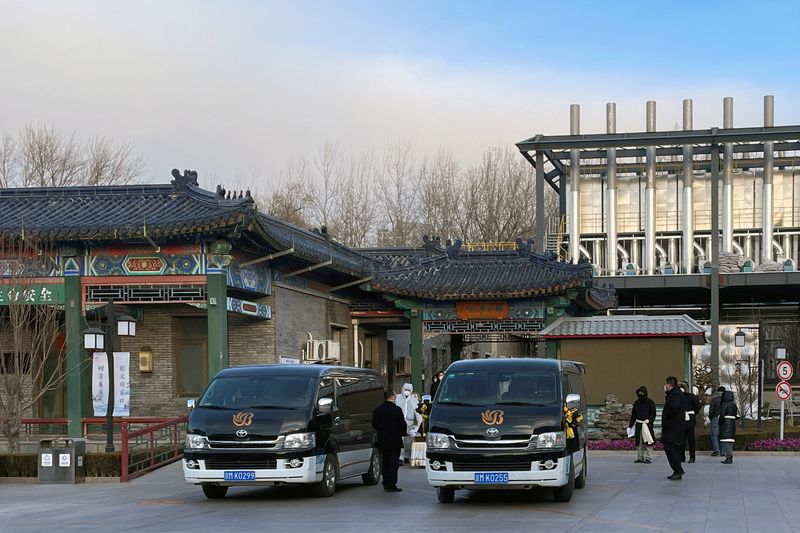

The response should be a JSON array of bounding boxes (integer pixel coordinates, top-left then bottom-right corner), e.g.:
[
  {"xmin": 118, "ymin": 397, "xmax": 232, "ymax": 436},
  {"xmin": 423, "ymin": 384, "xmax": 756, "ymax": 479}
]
[{"xmin": 120, "ymin": 415, "xmax": 188, "ymax": 482}]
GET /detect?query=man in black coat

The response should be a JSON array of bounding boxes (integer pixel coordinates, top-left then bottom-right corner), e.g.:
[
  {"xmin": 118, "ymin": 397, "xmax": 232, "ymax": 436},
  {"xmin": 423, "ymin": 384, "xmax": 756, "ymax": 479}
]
[
  {"xmin": 718, "ymin": 390, "xmax": 738, "ymax": 464},
  {"xmin": 629, "ymin": 386, "xmax": 657, "ymax": 464},
  {"xmin": 372, "ymin": 389, "xmax": 407, "ymax": 492},
  {"xmin": 660, "ymin": 376, "xmax": 686, "ymax": 480},
  {"xmin": 679, "ymin": 381, "xmax": 701, "ymax": 463}
]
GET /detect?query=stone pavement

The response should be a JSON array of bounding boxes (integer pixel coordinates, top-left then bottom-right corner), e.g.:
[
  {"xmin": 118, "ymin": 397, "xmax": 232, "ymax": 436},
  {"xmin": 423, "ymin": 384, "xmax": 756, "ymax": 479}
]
[{"xmin": 1, "ymin": 453, "xmax": 800, "ymax": 532}]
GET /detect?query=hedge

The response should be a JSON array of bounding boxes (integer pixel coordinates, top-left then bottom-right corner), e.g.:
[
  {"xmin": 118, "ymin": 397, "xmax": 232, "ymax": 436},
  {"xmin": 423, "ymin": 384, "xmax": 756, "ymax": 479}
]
[{"xmin": 0, "ymin": 453, "xmax": 122, "ymax": 477}]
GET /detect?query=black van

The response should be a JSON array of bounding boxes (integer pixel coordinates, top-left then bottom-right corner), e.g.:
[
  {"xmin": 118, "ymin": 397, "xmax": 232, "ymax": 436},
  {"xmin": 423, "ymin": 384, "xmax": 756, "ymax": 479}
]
[
  {"xmin": 183, "ymin": 364, "xmax": 384, "ymax": 499},
  {"xmin": 426, "ymin": 358, "xmax": 587, "ymax": 503}
]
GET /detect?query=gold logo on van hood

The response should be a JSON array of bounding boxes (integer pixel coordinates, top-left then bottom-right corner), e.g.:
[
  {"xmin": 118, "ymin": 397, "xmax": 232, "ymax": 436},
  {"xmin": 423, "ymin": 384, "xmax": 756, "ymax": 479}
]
[
  {"xmin": 232, "ymin": 412, "xmax": 254, "ymax": 427},
  {"xmin": 481, "ymin": 409, "xmax": 504, "ymax": 426}
]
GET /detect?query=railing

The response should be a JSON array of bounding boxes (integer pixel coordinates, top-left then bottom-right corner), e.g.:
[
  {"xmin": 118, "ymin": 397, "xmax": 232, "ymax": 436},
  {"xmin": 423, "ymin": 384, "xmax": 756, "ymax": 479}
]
[
  {"xmin": 81, "ymin": 417, "xmax": 180, "ymax": 438},
  {"xmin": 15, "ymin": 418, "xmax": 69, "ymax": 436},
  {"xmin": 120, "ymin": 415, "xmax": 188, "ymax": 482}
]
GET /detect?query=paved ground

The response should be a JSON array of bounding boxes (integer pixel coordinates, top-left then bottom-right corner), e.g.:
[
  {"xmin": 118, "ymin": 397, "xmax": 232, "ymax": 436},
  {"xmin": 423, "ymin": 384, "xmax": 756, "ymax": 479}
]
[{"xmin": 2, "ymin": 453, "xmax": 800, "ymax": 532}]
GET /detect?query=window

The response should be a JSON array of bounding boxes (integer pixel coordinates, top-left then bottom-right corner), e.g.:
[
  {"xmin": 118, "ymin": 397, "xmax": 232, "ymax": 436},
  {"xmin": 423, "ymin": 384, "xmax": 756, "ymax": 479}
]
[
  {"xmin": 336, "ymin": 377, "xmax": 383, "ymax": 416},
  {"xmin": 198, "ymin": 375, "xmax": 314, "ymax": 409},
  {"xmin": 175, "ymin": 317, "xmax": 208, "ymax": 396},
  {"xmin": 439, "ymin": 370, "xmax": 560, "ymax": 406},
  {"xmin": 0, "ymin": 353, "xmax": 31, "ymax": 374}
]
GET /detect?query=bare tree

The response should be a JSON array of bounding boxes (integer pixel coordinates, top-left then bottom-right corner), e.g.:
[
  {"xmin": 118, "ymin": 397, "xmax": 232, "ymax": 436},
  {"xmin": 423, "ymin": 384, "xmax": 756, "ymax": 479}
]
[
  {"xmin": 0, "ymin": 236, "xmax": 70, "ymax": 453},
  {"xmin": 329, "ymin": 151, "xmax": 378, "ymax": 247},
  {"xmin": 0, "ymin": 134, "xmax": 16, "ymax": 189},
  {"xmin": 84, "ymin": 136, "xmax": 145, "ymax": 186},
  {"xmin": 310, "ymin": 139, "xmax": 341, "ymax": 229},
  {"xmin": 418, "ymin": 148, "xmax": 464, "ymax": 242},
  {"xmin": 377, "ymin": 141, "xmax": 421, "ymax": 246},
  {"xmin": 262, "ymin": 158, "xmax": 315, "ymax": 228}
]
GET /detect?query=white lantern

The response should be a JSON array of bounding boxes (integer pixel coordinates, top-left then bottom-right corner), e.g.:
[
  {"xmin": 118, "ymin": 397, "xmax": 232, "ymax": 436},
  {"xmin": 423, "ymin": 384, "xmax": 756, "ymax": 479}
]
[
  {"xmin": 83, "ymin": 327, "xmax": 105, "ymax": 350},
  {"xmin": 117, "ymin": 315, "xmax": 137, "ymax": 337}
]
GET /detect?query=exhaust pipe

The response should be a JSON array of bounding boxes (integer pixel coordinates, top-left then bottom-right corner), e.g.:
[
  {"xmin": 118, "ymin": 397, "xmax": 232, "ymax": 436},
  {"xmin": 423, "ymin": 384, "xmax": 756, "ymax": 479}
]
[
  {"xmin": 606, "ymin": 103, "xmax": 618, "ymax": 276},
  {"xmin": 682, "ymin": 99, "xmax": 694, "ymax": 274},
  {"xmin": 645, "ymin": 101, "xmax": 656, "ymax": 275}
]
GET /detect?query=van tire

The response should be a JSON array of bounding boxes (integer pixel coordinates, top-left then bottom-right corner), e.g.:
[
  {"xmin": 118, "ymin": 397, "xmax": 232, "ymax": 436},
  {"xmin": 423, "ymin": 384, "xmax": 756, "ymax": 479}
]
[
  {"xmin": 437, "ymin": 487, "xmax": 455, "ymax": 504},
  {"xmin": 575, "ymin": 446, "xmax": 587, "ymax": 489},
  {"xmin": 313, "ymin": 454, "xmax": 338, "ymax": 497},
  {"xmin": 202, "ymin": 484, "xmax": 228, "ymax": 499},
  {"xmin": 553, "ymin": 455, "xmax": 575, "ymax": 502},
  {"xmin": 362, "ymin": 448, "xmax": 381, "ymax": 486}
]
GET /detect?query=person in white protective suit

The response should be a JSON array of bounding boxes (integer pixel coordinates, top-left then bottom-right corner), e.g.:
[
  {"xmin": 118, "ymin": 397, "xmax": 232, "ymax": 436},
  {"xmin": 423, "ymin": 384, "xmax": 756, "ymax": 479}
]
[{"xmin": 394, "ymin": 383, "xmax": 422, "ymax": 463}]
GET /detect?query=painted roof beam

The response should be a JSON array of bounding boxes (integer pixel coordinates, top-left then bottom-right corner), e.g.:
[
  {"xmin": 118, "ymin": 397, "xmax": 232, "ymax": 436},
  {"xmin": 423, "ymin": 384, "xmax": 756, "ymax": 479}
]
[
  {"xmin": 283, "ymin": 259, "xmax": 332, "ymax": 279},
  {"xmin": 239, "ymin": 246, "xmax": 295, "ymax": 267}
]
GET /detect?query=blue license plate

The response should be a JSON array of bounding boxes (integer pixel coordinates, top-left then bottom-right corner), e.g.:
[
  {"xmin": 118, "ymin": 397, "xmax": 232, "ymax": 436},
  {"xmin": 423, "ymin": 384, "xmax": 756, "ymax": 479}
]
[
  {"xmin": 224, "ymin": 470, "xmax": 256, "ymax": 481},
  {"xmin": 474, "ymin": 472, "xmax": 509, "ymax": 484}
]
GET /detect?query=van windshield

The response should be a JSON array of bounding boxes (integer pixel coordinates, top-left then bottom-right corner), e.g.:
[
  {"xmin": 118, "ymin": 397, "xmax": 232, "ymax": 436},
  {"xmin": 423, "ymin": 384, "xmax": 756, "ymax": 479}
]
[
  {"xmin": 438, "ymin": 370, "xmax": 560, "ymax": 406},
  {"xmin": 198, "ymin": 375, "xmax": 314, "ymax": 410}
]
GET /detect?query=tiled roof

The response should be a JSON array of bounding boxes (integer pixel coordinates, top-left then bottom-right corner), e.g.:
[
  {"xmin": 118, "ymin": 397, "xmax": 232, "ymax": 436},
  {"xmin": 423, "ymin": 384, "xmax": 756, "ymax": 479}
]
[
  {"xmin": 540, "ymin": 315, "xmax": 705, "ymax": 342},
  {"xmin": 368, "ymin": 249, "xmax": 595, "ymax": 300}
]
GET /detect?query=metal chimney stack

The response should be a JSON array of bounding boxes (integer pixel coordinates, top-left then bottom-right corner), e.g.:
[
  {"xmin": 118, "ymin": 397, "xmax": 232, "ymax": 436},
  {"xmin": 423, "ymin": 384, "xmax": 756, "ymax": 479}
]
[
  {"xmin": 606, "ymin": 103, "xmax": 617, "ymax": 275},
  {"xmin": 569, "ymin": 104, "xmax": 581, "ymax": 264},
  {"xmin": 682, "ymin": 99, "xmax": 694, "ymax": 273},
  {"xmin": 644, "ymin": 101, "xmax": 657, "ymax": 274},
  {"xmin": 763, "ymin": 95, "xmax": 775, "ymax": 263},
  {"xmin": 722, "ymin": 97, "xmax": 734, "ymax": 253}
]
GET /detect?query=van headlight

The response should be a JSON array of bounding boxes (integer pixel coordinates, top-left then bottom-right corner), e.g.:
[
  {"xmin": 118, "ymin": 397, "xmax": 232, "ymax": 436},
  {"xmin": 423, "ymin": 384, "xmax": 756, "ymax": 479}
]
[
  {"xmin": 536, "ymin": 431, "xmax": 566, "ymax": 449},
  {"xmin": 427, "ymin": 432, "xmax": 451, "ymax": 449},
  {"xmin": 185, "ymin": 434, "xmax": 209, "ymax": 449},
  {"xmin": 284, "ymin": 432, "xmax": 315, "ymax": 449}
]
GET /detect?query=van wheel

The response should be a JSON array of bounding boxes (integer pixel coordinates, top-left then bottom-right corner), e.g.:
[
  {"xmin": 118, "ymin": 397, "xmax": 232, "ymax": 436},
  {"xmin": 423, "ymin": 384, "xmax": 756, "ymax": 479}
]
[
  {"xmin": 362, "ymin": 448, "xmax": 381, "ymax": 486},
  {"xmin": 313, "ymin": 454, "xmax": 338, "ymax": 497},
  {"xmin": 437, "ymin": 487, "xmax": 455, "ymax": 504},
  {"xmin": 201, "ymin": 484, "xmax": 228, "ymax": 499},
  {"xmin": 575, "ymin": 446, "xmax": 587, "ymax": 489},
  {"xmin": 553, "ymin": 455, "xmax": 575, "ymax": 502}
]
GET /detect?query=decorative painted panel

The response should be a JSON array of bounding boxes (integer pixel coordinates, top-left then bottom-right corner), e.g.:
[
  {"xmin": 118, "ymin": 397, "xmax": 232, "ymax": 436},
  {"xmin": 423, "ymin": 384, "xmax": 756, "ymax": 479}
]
[
  {"xmin": 89, "ymin": 244, "xmax": 204, "ymax": 276},
  {"xmin": 226, "ymin": 297, "xmax": 272, "ymax": 319},
  {"xmin": 227, "ymin": 262, "xmax": 271, "ymax": 295},
  {"xmin": 84, "ymin": 284, "xmax": 206, "ymax": 303},
  {"xmin": 423, "ymin": 299, "xmax": 545, "ymax": 321}
]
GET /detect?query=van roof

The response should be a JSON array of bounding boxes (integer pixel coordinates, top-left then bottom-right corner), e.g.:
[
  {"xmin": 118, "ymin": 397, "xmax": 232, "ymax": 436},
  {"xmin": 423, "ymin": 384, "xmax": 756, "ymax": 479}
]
[
  {"xmin": 214, "ymin": 364, "xmax": 381, "ymax": 379},
  {"xmin": 447, "ymin": 358, "xmax": 585, "ymax": 374}
]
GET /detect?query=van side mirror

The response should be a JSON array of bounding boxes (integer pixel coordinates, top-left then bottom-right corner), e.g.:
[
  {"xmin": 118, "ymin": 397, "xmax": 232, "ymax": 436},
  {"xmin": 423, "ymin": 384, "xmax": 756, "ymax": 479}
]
[
  {"xmin": 565, "ymin": 393, "xmax": 581, "ymax": 410},
  {"xmin": 317, "ymin": 397, "xmax": 334, "ymax": 414},
  {"xmin": 187, "ymin": 399, "xmax": 196, "ymax": 413}
]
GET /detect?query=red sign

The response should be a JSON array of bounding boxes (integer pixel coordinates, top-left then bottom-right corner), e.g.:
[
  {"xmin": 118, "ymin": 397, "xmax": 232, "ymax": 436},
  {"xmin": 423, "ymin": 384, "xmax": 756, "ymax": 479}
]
[
  {"xmin": 776, "ymin": 380, "xmax": 793, "ymax": 401},
  {"xmin": 456, "ymin": 301, "xmax": 510, "ymax": 320},
  {"xmin": 777, "ymin": 361, "xmax": 794, "ymax": 381}
]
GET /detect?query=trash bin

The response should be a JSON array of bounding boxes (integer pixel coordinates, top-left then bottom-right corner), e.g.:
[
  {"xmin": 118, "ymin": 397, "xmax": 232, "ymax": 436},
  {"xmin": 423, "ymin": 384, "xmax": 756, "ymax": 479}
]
[{"xmin": 38, "ymin": 438, "xmax": 85, "ymax": 483}]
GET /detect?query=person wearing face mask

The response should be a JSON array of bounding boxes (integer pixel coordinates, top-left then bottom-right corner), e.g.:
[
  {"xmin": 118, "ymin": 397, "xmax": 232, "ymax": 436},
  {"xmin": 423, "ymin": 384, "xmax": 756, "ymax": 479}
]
[
  {"xmin": 718, "ymin": 390, "xmax": 737, "ymax": 464},
  {"xmin": 629, "ymin": 386, "xmax": 656, "ymax": 464},
  {"xmin": 395, "ymin": 383, "xmax": 422, "ymax": 463},
  {"xmin": 678, "ymin": 381, "xmax": 701, "ymax": 463},
  {"xmin": 660, "ymin": 376, "xmax": 686, "ymax": 480}
]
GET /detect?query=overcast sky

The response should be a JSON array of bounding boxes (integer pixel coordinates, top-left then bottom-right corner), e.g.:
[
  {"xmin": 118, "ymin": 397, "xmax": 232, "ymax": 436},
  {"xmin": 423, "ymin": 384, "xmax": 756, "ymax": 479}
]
[{"xmin": 2, "ymin": 0, "xmax": 799, "ymax": 193}]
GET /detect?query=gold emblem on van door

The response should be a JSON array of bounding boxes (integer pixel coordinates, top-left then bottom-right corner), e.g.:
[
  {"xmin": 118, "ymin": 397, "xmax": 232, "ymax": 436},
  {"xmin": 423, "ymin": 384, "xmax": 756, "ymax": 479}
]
[
  {"xmin": 232, "ymin": 412, "xmax": 254, "ymax": 427},
  {"xmin": 481, "ymin": 409, "xmax": 504, "ymax": 426}
]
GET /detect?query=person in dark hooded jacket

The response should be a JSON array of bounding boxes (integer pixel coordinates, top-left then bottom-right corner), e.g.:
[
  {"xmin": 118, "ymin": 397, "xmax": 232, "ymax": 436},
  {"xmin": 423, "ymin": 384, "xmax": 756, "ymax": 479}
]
[
  {"xmin": 679, "ymin": 381, "xmax": 701, "ymax": 463},
  {"xmin": 661, "ymin": 376, "xmax": 686, "ymax": 480},
  {"xmin": 718, "ymin": 390, "xmax": 737, "ymax": 464},
  {"xmin": 629, "ymin": 386, "xmax": 657, "ymax": 463}
]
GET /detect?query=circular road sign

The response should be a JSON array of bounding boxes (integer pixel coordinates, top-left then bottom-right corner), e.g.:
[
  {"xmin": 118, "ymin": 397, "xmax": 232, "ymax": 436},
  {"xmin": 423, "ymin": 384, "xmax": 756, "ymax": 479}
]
[
  {"xmin": 776, "ymin": 380, "xmax": 793, "ymax": 401},
  {"xmin": 777, "ymin": 361, "xmax": 794, "ymax": 381}
]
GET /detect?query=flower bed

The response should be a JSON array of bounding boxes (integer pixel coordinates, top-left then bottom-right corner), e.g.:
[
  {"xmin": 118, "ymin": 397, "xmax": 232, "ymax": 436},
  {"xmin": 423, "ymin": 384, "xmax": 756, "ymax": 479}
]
[
  {"xmin": 747, "ymin": 438, "xmax": 800, "ymax": 451},
  {"xmin": 588, "ymin": 439, "xmax": 663, "ymax": 451}
]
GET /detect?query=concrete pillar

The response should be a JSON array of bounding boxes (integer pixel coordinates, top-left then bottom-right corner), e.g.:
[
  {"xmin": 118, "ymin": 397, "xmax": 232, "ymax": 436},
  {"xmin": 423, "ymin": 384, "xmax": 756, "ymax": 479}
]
[
  {"xmin": 410, "ymin": 310, "xmax": 423, "ymax": 393},
  {"xmin": 207, "ymin": 273, "xmax": 229, "ymax": 379},
  {"xmin": 65, "ymin": 275, "xmax": 88, "ymax": 438}
]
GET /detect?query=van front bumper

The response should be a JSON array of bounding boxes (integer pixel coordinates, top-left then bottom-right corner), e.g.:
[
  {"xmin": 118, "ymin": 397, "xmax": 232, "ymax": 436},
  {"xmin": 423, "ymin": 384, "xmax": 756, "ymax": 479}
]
[
  {"xmin": 183, "ymin": 452, "xmax": 324, "ymax": 486},
  {"xmin": 425, "ymin": 451, "xmax": 569, "ymax": 489}
]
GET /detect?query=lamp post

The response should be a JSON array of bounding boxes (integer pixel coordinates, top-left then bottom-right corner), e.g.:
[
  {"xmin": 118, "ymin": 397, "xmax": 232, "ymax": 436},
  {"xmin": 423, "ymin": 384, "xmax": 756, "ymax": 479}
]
[{"xmin": 83, "ymin": 301, "xmax": 136, "ymax": 452}]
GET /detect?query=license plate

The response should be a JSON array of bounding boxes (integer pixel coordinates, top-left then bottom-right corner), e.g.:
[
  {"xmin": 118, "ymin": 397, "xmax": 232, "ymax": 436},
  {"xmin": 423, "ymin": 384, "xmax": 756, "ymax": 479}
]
[
  {"xmin": 474, "ymin": 472, "xmax": 509, "ymax": 484},
  {"xmin": 224, "ymin": 470, "xmax": 256, "ymax": 481}
]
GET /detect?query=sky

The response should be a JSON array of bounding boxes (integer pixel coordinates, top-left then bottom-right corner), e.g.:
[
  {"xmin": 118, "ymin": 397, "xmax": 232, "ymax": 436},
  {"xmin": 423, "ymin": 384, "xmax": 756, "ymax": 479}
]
[{"xmin": 2, "ymin": 0, "xmax": 799, "ymax": 193}]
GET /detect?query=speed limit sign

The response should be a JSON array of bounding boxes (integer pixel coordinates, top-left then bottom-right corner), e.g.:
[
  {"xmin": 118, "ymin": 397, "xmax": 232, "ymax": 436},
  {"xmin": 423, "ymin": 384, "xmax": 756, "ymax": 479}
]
[
  {"xmin": 777, "ymin": 361, "xmax": 794, "ymax": 381},
  {"xmin": 776, "ymin": 380, "xmax": 793, "ymax": 401}
]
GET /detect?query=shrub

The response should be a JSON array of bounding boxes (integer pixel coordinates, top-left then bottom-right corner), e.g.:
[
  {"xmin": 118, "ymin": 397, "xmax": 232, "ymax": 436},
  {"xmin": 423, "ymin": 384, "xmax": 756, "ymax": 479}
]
[
  {"xmin": 0, "ymin": 453, "xmax": 121, "ymax": 477},
  {"xmin": 588, "ymin": 439, "xmax": 663, "ymax": 451},
  {"xmin": 747, "ymin": 438, "xmax": 800, "ymax": 451}
]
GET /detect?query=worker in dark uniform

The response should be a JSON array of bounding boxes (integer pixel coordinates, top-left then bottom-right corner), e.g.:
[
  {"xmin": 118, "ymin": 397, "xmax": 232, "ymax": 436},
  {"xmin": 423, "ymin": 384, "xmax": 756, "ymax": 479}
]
[
  {"xmin": 679, "ymin": 381, "xmax": 701, "ymax": 463},
  {"xmin": 372, "ymin": 389, "xmax": 407, "ymax": 493}
]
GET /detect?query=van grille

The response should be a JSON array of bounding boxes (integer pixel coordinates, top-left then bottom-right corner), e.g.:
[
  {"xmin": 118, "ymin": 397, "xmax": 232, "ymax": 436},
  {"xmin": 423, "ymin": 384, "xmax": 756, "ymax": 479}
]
[
  {"xmin": 204, "ymin": 459, "xmax": 277, "ymax": 470},
  {"xmin": 451, "ymin": 460, "xmax": 532, "ymax": 472}
]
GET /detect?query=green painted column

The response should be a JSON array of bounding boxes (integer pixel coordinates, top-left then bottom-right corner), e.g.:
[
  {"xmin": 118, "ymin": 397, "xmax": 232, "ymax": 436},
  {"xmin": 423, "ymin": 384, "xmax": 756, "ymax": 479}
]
[
  {"xmin": 207, "ymin": 273, "xmax": 229, "ymax": 380},
  {"xmin": 64, "ymin": 276, "xmax": 87, "ymax": 438},
  {"xmin": 410, "ymin": 309, "xmax": 423, "ymax": 393}
]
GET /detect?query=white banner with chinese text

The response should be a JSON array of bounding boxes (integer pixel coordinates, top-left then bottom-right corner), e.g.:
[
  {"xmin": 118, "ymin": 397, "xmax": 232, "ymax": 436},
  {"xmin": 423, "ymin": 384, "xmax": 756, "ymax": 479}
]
[{"xmin": 91, "ymin": 352, "xmax": 131, "ymax": 417}]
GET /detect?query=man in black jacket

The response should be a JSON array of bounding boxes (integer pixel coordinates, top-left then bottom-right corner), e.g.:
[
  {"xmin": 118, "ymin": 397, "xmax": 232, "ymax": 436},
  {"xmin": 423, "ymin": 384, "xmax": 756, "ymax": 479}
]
[
  {"xmin": 679, "ymin": 381, "xmax": 701, "ymax": 463},
  {"xmin": 372, "ymin": 389, "xmax": 407, "ymax": 492},
  {"xmin": 660, "ymin": 376, "xmax": 686, "ymax": 480},
  {"xmin": 629, "ymin": 386, "xmax": 657, "ymax": 464},
  {"xmin": 718, "ymin": 390, "xmax": 738, "ymax": 464},
  {"xmin": 708, "ymin": 386, "xmax": 725, "ymax": 457}
]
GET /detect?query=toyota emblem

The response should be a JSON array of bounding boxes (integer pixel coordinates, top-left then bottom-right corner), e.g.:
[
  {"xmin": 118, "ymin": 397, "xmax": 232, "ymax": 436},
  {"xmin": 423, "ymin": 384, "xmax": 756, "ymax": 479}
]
[
  {"xmin": 485, "ymin": 427, "xmax": 500, "ymax": 438},
  {"xmin": 235, "ymin": 429, "xmax": 248, "ymax": 438}
]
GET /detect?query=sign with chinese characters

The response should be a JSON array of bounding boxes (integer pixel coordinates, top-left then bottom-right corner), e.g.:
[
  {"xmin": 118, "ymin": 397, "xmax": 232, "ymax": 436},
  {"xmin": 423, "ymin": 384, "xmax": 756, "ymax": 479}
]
[
  {"xmin": 92, "ymin": 352, "xmax": 131, "ymax": 417},
  {"xmin": 0, "ymin": 284, "xmax": 65, "ymax": 306},
  {"xmin": 455, "ymin": 301, "xmax": 510, "ymax": 320}
]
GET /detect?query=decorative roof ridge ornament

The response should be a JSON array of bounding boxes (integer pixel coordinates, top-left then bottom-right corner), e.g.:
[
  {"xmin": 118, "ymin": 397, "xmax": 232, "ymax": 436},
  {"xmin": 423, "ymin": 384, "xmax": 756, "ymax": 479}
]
[
  {"xmin": 171, "ymin": 168, "xmax": 199, "ymax": 190},
  {"xmin": 515, "ymin": 237, "xmax": 533, "ymax": 256},
  {"xmin": 421, "ymin": 235, "xmax": 442, "ymax": 254},
  {"xmin": 445, "ymin": 238, "xmax": 462, "ymax": 259}
]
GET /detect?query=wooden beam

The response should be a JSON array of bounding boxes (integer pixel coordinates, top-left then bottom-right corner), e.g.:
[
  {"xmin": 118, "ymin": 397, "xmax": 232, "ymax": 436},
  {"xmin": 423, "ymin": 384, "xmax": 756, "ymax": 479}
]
[
  {"xmin": 239, "ymin": 247, "xmax": 295, "ymax": 267},
  {"xmin": 283, "ymin": 259, "xmax": 332, "ymax": 279}
]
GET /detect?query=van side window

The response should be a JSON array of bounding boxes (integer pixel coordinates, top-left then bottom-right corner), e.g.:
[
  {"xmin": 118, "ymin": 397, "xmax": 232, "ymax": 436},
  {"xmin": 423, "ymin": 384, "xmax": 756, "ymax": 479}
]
[{"xmin": 337, "ymin": 377, "xmax": 382, "ymax": 416}]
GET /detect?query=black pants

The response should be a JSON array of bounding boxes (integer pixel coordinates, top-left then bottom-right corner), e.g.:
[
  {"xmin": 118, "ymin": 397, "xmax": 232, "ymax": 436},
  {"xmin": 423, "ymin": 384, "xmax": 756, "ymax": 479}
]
[
  {"xmin": 682, "ymin": 425, "xmax": 696, "ymax": 461},
  {"xmin": 663, "ymin": 442, "xmax": 684, "ymax": 475},
  {"xmin": 380, "ymin": 448, "xmax": 400, "ymax": 488}
]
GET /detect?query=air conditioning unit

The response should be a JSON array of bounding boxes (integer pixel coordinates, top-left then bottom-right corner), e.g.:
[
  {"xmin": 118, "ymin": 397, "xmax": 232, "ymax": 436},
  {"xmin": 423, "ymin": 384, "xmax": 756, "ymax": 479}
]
[
  {"xmin": 304, "ymin": 340, "xmax": 327, "ymax": 361},
  {"xmin": 326, "ymin": 340, "xmax": 341, "ymax": 360},
  {"xmin": 396, "ymin": 357, "xmax": 411, "ymax": 374}
]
